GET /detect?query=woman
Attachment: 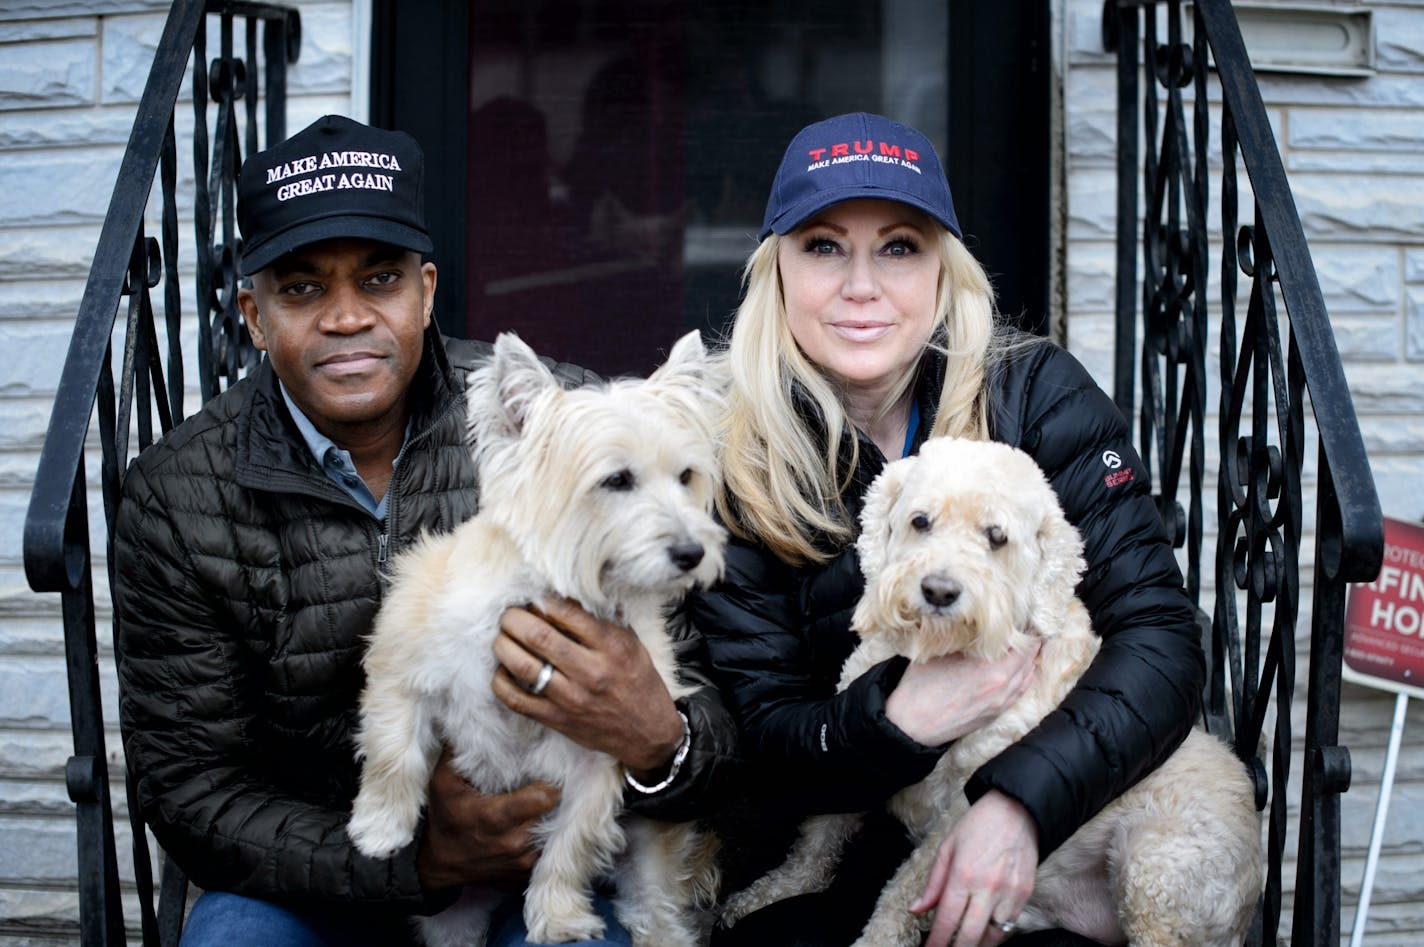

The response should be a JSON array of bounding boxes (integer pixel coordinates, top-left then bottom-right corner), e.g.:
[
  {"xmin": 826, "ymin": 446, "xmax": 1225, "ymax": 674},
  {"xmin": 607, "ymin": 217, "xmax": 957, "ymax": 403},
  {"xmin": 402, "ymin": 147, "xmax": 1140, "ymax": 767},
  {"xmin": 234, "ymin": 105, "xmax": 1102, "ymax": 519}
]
[{"xmin": 688, "ymin": 113, "xmax": 1204, "ymax": 947}]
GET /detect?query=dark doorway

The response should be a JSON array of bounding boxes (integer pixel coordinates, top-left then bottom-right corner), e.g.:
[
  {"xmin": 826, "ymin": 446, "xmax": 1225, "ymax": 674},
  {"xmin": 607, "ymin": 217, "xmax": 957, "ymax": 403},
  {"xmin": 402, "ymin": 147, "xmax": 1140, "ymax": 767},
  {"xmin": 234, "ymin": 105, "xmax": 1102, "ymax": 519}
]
[{"xmin": 372, "ymin": 0, "xmax": 1051, "ymax": 376}]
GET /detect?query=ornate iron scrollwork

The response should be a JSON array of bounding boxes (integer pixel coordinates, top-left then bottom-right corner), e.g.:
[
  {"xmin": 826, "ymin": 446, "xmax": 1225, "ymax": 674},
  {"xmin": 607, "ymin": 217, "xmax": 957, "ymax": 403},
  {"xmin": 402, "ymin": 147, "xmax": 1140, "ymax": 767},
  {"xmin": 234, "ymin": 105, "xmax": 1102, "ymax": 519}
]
[
  {"xmin": 1105, "ymin": 1, "xmax": 1383, "ymax": 943},
  {"xmin": 22, "ymin": 4, "xmax": 300, "ymax": 944}
]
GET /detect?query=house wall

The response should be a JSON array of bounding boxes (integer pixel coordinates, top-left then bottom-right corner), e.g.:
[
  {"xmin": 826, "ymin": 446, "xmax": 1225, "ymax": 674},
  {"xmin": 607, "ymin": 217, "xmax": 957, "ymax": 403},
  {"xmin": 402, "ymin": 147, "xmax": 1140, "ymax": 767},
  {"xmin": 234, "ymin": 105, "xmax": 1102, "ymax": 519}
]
[
  {"xmin": 1060, "ymin": 1, "xmax": 1424, "ymax": 944},
  {"xmin": 0, "ymin": 2, "xmax": 354, "ymax": 941},
  {"xmin": 0, "ymin": 0, "xmax": 1421, "ymax": 943}
]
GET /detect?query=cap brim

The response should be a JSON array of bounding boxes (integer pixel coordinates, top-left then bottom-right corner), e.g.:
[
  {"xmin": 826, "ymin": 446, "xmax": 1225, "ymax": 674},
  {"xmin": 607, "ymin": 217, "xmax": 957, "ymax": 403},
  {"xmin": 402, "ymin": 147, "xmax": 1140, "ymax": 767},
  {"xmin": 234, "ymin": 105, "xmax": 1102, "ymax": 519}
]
[
  {"xmin": 240, "ymin": 215, "xmax": 434, "ymax": 276},
  {"xmin": 761, "ymin": 185, "xmax": 961, "ymax": 241}
]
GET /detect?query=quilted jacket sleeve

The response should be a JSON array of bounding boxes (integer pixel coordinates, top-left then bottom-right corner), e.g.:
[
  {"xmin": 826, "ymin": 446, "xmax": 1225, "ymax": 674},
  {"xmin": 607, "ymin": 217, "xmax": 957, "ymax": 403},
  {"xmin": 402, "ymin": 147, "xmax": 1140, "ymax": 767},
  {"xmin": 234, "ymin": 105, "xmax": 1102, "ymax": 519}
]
[
  {"xmin": 113, "ymin": 460, "xmax": 437, "ymax": 910},
  {"xmin": 686, "ymin": 538, "xmax": 944, "ymax": 815},
  {"xmin": 967, "ymin": 342, "xmax": 1205, "ymax": 858},
  {"xmin": 622, "ymin": 624, "xmax": 743, "ymax": 822}
]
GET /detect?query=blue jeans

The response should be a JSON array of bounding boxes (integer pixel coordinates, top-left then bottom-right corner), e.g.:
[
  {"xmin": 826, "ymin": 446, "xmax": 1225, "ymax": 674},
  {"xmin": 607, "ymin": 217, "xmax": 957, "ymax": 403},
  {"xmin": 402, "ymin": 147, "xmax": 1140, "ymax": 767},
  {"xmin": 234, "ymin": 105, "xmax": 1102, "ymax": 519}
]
[
  {"xmin": 180, "ymin": 890, "xmax": 631, "ymax": 947},
  {"xmin": 180, "ymin": 891, "xmax": 414, "ymax": 946}
]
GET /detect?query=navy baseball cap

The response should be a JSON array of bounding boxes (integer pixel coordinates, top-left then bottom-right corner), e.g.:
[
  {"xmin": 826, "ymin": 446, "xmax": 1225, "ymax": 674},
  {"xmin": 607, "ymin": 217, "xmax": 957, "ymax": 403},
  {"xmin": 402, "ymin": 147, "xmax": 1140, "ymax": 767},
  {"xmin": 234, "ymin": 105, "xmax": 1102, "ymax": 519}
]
[
  {"xmin": 238, "ymin": 115, "xmax": 433, "ymax": 276},
  {"xmin": 759, "ymin": 112, "xmax": 960, "ymax": 241}
]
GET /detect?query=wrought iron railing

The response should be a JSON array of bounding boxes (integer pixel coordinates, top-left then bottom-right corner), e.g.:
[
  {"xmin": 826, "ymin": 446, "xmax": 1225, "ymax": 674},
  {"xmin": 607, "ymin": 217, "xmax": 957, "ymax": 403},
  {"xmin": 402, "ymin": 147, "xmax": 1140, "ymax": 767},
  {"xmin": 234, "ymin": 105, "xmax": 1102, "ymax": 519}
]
[
  {"xmin": 22, "ymin": 2, "xmax": 299, "ymax": 944},
  {"xmin": 24, "ymin": 0, "xmax": 1386, "ymax": 944},
  {"xmin": 1104, "ymin": 1, "xmax": 1384, "ymax": 944}
]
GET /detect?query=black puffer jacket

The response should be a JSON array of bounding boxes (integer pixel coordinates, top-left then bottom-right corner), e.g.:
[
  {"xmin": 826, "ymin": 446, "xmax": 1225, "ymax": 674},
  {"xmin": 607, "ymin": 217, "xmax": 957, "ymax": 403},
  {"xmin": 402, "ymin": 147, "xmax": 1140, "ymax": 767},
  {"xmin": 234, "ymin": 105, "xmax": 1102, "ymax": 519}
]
[
  {"xmin": 686, "ymin": 334, "xmax": 1203, "ymax": 863},
  {"xmin": 114, "ymin": 329, "xmax": 739, "ymax": 912}
]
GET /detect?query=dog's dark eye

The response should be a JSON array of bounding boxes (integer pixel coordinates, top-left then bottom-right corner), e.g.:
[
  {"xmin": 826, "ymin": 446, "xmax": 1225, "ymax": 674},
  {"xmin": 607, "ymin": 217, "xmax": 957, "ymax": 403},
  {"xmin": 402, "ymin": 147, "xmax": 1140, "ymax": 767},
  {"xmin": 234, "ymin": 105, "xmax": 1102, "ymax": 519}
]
[
  {"xmin": 910, "ymin": 512, "xmax": 932, "ymax": 533},
  {"xmin": 985, "ymin": 524, "xmax": 1007, "ymax": 549},
  {"xmin": 679, "ymin": 468, "xmax": 694, "ymax": 486},
  {"xmin": 601, "ymin": 469, "xmax": 635, "ymax": 491}
]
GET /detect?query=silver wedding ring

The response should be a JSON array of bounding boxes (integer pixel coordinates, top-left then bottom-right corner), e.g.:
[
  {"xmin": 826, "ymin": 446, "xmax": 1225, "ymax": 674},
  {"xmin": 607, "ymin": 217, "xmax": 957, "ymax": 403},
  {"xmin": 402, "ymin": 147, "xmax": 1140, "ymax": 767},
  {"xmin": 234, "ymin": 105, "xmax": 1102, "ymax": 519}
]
[
  {"xmin": 994, "ymin": 919, "xmax": 1018, "ymax": 935},
  {"xmin": 530, "ymin": 661, "xmax": 554, "ymax": 696}
]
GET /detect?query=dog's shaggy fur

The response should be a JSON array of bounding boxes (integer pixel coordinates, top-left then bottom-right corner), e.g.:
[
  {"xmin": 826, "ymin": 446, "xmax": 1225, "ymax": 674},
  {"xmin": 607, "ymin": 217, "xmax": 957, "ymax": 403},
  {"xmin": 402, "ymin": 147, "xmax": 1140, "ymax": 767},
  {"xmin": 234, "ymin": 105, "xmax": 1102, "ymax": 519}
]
[
  {"xmin": 347, "ymin": 331, "xmax": 726, "ymax": 946},
  {"xmin": 721, "ymin": 437, "xmax": 1262, "ymax": 946}
]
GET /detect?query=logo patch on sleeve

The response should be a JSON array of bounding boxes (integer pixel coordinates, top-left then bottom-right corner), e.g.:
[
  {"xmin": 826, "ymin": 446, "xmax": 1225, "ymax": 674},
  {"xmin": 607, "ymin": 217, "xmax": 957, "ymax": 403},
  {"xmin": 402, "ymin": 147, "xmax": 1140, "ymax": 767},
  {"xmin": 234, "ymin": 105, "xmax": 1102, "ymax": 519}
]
[
  {"xmin": 1101, "ymin": 450, "xmax": 1134, "ymax": 488},
  {"xmin": 1104, "ymin": 468, "xmax": 1135, "ymax": 488}
]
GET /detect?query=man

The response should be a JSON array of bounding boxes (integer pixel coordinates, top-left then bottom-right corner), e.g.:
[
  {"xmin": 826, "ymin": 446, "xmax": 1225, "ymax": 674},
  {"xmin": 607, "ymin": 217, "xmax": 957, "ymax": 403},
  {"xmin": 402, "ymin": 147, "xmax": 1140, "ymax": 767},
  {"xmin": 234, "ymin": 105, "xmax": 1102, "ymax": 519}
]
[{"xmin": 113, "ymin": 115, "xmax": 735, "ymax": 946}]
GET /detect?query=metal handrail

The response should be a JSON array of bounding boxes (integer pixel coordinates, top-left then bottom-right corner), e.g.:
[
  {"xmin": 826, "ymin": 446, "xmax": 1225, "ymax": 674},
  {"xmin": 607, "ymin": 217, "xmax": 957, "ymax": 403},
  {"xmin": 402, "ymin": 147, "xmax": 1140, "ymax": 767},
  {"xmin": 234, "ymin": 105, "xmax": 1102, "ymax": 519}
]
[
  {"xmin": 24, "ymin": 0, "xmax": 1388, "ymax": 943},
  {"xmin": 22, "ymin": 3, "xmax": 299, "ymax": 943},
  {"xmin": 1105, "ymin": 1, "xmax": 1384, "ymax": 944}
]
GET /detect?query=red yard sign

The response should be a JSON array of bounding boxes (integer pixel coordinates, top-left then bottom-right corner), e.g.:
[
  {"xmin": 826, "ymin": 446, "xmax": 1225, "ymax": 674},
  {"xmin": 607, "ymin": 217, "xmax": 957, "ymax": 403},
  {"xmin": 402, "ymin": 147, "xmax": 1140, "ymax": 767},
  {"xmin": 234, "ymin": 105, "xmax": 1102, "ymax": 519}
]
[{"xmin": 1344, "ymin": 516, "xmax": 1424, "ymax": 699}]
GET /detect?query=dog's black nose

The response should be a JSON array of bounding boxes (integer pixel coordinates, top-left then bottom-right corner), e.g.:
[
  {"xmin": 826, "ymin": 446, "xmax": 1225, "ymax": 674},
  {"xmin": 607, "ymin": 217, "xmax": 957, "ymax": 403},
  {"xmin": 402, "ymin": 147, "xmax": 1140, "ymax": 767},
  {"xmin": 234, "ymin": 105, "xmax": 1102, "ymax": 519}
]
[
  {"xmin": 921, "ymin": 575, "xmax": 961, "ymax": 608},
  {"xmin": 668, "ymin": 542, "xmax": 705, "ymax": 571}
]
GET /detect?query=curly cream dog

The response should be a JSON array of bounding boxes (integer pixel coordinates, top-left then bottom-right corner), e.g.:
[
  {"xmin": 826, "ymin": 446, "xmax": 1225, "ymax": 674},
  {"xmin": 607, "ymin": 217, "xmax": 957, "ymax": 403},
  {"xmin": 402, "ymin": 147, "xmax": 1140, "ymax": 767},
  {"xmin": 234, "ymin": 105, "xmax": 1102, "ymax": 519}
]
[
  {"xmin": 348, "ymin": 331, "xmax": 725, "ymax": 946},
  {"xmin": 722, "ymin": 437, "xmax": 1262, "ymax": 946}
]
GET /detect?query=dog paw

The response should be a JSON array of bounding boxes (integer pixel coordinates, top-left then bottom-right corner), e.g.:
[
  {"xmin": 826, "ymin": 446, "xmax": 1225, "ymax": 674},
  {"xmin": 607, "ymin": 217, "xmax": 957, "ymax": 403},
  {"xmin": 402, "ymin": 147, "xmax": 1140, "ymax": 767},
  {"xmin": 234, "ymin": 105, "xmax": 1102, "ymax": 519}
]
[
  {"xmin": 527, "ymin": 911, "xmax": 606, "ymax": 944},
  {"xmin": 631, "ymin": 925, "xmax": 698, "ymax": 947},
  {"xmin": 717, "ymin": 890, "xmax": 763, "ymax": 928},
  {"xmin": 347, "ymin": 807, "xmax": 414, "ymax": 858}
]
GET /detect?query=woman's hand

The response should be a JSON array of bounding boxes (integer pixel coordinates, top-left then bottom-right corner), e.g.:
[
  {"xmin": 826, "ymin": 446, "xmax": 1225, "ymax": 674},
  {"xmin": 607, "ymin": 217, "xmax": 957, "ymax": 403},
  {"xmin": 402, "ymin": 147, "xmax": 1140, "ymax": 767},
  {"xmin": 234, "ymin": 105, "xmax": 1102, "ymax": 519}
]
[
  {"xmin": 884, "ymin": 643, "xmax": 1039, "ymax": 746},
  {"xmin": 491, "ymin": 598, "xmax": 685, "ymax": 782},
  {"xmin": 912, "ymin": 790, "xmax": 1039, "ymax": 947}
]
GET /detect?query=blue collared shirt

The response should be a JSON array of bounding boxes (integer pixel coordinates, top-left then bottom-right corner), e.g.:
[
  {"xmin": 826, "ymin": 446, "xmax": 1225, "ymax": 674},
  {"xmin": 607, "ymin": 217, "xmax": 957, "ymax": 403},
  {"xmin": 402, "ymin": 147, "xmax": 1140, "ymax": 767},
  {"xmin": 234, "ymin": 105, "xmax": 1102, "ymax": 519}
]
[{"xmin": 280, "ymin": 384, "xmax": 410, "ymax": 520}]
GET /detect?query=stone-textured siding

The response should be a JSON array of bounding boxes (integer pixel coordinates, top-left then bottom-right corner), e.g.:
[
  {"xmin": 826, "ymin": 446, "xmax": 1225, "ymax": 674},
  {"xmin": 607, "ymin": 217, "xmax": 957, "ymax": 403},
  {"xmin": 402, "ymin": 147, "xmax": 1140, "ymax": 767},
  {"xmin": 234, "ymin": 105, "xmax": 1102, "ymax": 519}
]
[
  {"xmin": 3, "ymin": 0, "xmax": 1423, "ymax": 944},
  {"xmin": 0, "ymin": 2, "xmax": 351, "ymax": 942},
  {"xmin": 1063, "ymin": 1, "xmax": 1424, "ymax": 944}
]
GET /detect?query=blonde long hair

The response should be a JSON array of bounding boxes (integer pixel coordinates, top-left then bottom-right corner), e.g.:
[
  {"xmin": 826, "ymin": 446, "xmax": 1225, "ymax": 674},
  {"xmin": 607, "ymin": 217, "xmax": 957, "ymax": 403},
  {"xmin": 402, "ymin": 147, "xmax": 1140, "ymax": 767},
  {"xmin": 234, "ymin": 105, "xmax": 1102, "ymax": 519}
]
[{"xmin": 717, "ymin": 227, "xmax": 999, "ymax": 565}]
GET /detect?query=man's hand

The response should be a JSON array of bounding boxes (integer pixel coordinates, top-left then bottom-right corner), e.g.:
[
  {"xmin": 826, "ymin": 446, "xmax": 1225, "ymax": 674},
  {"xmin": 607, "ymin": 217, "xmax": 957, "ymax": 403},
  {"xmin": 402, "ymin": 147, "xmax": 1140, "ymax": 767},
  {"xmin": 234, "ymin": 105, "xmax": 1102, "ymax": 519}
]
[
  {"xmin": 491, "ymin": 598, "xmax": 685, "ymax": 783},
  {"xmin": 416, "ymin": 748, "xmax": 559, "ymax": 891}
]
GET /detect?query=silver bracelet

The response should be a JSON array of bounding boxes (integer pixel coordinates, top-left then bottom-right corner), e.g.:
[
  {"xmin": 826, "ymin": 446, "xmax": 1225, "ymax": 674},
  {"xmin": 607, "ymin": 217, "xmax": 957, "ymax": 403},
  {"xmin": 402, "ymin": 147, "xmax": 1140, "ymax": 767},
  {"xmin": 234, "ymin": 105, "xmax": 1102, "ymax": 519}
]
[{"xmin": 624, "ymin": 710, "xmax": 691, "ymax": 794}]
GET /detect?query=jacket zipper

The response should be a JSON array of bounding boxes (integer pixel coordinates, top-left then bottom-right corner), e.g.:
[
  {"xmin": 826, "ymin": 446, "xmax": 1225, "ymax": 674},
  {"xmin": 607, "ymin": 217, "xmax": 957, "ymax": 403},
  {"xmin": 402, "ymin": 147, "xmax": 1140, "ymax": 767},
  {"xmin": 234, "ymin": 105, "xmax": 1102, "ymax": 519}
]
[
  {"xmin": 373, "ymin": 381, "xmax": 462, "ymax": 574},
  {"xmin": 376, "ymin": 419, "xmax": 427, "ymax": 572}
]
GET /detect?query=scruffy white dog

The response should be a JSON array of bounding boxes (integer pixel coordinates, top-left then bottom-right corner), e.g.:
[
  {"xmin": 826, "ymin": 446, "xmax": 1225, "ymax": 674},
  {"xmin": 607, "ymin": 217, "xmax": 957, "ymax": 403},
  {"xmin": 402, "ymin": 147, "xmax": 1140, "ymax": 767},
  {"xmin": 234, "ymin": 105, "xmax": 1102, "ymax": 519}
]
[
  {"xmin": 348, "ymin": 331, "xmax": 726, "ymax": 946},
  {"xmin": 722, "ymin": 437, "xmax": 1262, "ymax": 946}
]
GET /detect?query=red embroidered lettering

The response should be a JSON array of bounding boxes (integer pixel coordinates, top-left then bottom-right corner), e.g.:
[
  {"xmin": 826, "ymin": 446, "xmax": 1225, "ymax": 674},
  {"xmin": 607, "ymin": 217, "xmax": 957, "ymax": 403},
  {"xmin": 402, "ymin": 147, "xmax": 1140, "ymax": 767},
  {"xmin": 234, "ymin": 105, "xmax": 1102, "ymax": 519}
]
[
  {"xmin": 905, "ymin": 148, "xmax": 920, "ymax": 161},
  {"xmin": 808, "ymin": 148, "xmax": 827, "ymax": 161},
  {"xmin": 1103, "ymin": 469, "xmax": 1135, "ymax": 488},
  {"xmin": 831, "ymin": 143, "xmax": 849, "ymax": 157},
  {"xmin": 879, "ymin": 143, "xmax": 902, "ymax": 158},
  {"xmin": 853, "ymin": 140, "xmax": 873, "ymax": 155}
]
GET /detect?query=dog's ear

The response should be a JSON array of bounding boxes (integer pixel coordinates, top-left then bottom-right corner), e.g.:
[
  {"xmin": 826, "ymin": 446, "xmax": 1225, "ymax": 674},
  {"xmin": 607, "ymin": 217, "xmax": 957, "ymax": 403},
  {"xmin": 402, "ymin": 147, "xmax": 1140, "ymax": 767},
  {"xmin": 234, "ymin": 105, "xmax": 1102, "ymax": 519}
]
[
  {"xmin": 652, "ymin": 330, "xmax": 707, "ymax": 378},
  {"xmin": 857, "ymin": 455, "xmax": 915, "ymax": 581},
  {"xmin": 650, "ymin": 330, "xmax": 720, "ymax": 394},
  {"xmin": 471, "ymin": 332, "xmax": 558, "ymax": 441},
  {"xmin": 648, "ymin": 330, "xmax": 727, "ymax": 429},
  {"xmin": 1029, "ymin": 495, "xmax": 1088, "ymax": 632}
]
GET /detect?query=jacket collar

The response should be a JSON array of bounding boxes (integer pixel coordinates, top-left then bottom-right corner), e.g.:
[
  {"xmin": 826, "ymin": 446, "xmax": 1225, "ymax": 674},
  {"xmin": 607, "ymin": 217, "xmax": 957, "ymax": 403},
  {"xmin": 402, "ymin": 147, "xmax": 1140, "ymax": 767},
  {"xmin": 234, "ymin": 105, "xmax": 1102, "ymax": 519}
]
[
  {"xmin": 789, "ymin": 344, "xmax": 948, "ymax": 498},
  {"xmin": 777, "ymin": 345, "xmax": 948, "ymax": 559},
  {"xmin": 233, "ymin": 325, "xmax": 461, "ymax": 495}
]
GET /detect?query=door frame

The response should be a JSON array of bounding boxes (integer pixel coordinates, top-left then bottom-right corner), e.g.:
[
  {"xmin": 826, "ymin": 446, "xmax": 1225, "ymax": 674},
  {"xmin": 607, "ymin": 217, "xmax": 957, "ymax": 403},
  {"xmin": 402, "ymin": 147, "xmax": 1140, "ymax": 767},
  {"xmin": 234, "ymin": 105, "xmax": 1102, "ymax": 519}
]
[{"xmin": 369, "ymin": 0, "xmax": 1052, "ymax": 339}]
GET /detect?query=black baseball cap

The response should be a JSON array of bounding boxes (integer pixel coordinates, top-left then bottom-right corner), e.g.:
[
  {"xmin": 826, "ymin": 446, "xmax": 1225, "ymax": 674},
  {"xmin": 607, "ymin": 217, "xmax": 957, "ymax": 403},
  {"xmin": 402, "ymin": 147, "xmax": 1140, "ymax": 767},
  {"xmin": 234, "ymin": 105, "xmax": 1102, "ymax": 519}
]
[
  {"xmin": 237, "ymin": 115, "xmax": 433, "ymax": 276},
  {"xmin": 760, "ymin": 112, "xmax": 961, "ymax": 241}
]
